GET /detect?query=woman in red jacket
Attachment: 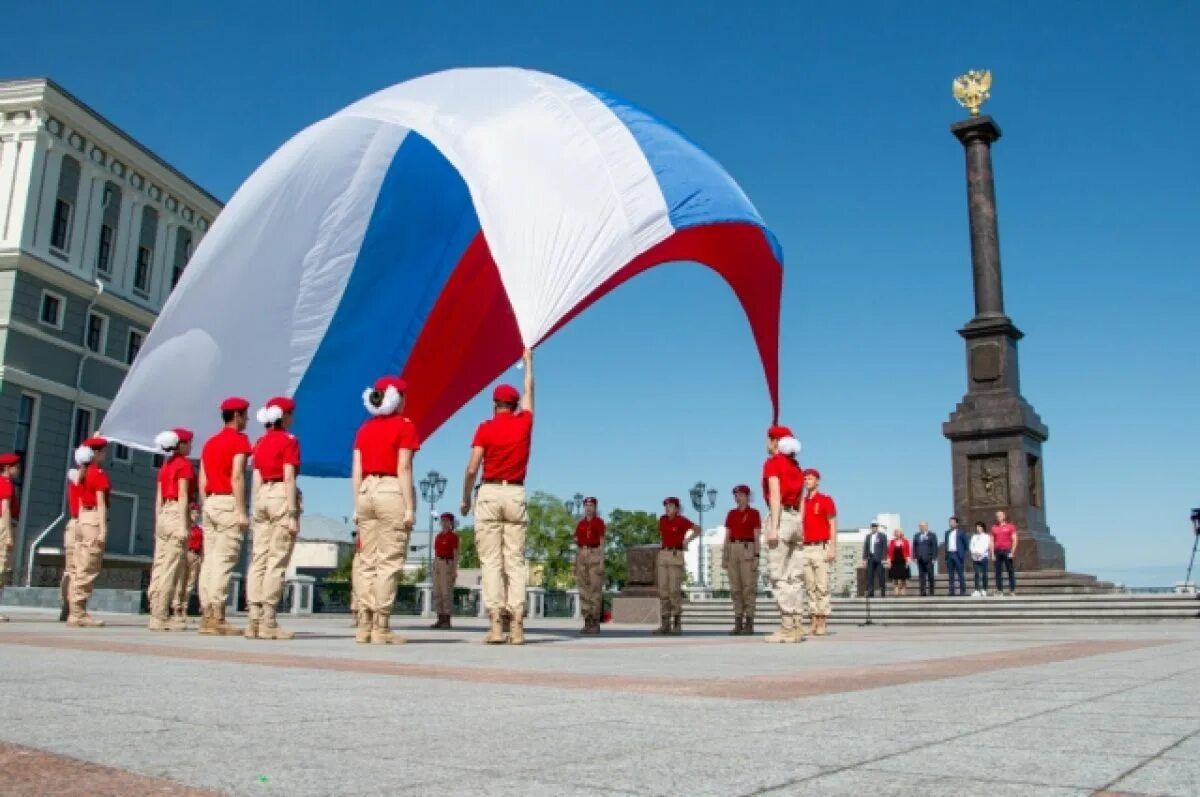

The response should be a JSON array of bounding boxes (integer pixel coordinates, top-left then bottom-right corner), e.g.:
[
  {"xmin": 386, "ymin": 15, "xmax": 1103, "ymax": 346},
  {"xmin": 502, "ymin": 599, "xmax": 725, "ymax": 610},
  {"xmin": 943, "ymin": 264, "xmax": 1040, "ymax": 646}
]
[{"xmin": 887, "ymin": 528, "xmax": 912, "ymax": 597}]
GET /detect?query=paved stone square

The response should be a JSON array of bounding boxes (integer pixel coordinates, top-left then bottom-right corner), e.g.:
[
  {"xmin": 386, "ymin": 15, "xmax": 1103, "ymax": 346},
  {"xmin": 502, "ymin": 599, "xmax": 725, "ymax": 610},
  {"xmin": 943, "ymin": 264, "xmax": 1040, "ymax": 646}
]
[{"xmin": 0, "ymin": 610, "xmax": 1198, "ymax": 796}]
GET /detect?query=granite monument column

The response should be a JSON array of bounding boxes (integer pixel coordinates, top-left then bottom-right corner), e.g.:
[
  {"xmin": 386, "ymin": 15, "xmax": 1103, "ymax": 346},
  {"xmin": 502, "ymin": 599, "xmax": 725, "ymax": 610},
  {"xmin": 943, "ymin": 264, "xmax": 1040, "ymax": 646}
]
[{"xmin": 943, "ymin": 71, "xmax": 1065, "ymax": 570}]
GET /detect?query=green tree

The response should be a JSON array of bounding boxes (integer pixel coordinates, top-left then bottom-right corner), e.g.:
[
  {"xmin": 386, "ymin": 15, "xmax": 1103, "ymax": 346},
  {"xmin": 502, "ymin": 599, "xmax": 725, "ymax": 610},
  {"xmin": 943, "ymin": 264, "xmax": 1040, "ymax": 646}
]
[
  {"xmin": 457, "ymin": 525, "xmax": 480, "ymax": 568},
  {"xmin": 604, "ymin": 508, "xmax": 660, "ymax": 590},
  {"xmin": 525, "ymin": 492, "xmax": 576, "ymax": 588}
]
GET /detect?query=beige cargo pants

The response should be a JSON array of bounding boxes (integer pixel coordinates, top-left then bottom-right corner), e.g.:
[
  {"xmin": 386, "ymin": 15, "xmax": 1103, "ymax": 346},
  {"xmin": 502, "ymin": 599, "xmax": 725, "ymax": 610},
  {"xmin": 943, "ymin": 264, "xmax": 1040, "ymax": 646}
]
[
  {"xmin": 354, "ymin": 476, "xmax": 409, "ymax": 616},
  {"xmin": 725, "ymin": 540, "xmax": 759, "ymax": 619},
  {"xmin": 173, "ymin": 550, "xmax": 201, "ymax": 612},
  {"xmin": 200, "ymin": 494, "xmax": 244, "ymax": 610},
  {"xmin": 149, "ymin": 501, "xmax": 187, "ymax": 619},
  {"xmin": 70, "ymin": 508, "xmax": 105, "ymax": 610},
  {"xmin": 432, "ymin": 557, "xmax": 457, "ymax": 616},
  {"xmin": 574, "ymin": 546, "xmax": 605, "ymax": 620},
  {"xmin": 802, "ymin": 543, "xmax": 831, "ymax": 618},
  {"xmin": 474, "ymin": 483, "xmax": 527, "ymax": 616},
  {"xmin": 766, "ymin": 509, "xmax": 804, "ymax": 620},
  {"xmin": 656, "ymin": 548, "xmax": 685, "ymax": 617},
  {"xmin": 246, "ymin": 482, "xmax": 296, "ymax": 611}
]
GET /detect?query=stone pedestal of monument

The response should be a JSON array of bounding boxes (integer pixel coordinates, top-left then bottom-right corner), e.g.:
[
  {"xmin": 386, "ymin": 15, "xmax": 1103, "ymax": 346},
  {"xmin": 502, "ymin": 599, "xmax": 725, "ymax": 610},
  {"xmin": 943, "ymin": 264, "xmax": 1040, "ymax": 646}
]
[
  {"xmin": 611, "ymin": 544, "xmax": 662, "ymax": 624},
  {"xmin": 942, "ymin": 114, "xmax": 1065, "ymax": 570}
]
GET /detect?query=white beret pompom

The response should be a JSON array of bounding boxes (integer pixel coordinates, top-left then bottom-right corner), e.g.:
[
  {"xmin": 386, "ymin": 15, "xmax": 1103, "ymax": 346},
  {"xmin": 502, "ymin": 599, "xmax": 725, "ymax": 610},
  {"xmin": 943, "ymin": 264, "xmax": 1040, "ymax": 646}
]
[
  {"xmin": 154, "ymin": 430, "xmax": 180, "ymax": 452},
  {"xmin": 74, "ymin": 445, "xmax": 94, "ymax": 466},
  {"xmin": 778, "ymin": 436, "xmax": 801, "ymax": 456},
  {"xmin": 362, "ymin": 385, "xmax": 401, "ymax": 417},
  {"xmin": 256, "ymin": 405, "xmax": 284, "ymax": 425}
]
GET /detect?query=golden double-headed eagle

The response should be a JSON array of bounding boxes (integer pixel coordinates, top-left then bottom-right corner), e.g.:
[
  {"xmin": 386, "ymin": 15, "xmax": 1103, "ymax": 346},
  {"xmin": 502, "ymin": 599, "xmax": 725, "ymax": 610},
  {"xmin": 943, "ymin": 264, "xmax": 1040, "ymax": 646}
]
[{"xmin": 952, "ymin": 70, "xmax": 992, "ymax": 116}]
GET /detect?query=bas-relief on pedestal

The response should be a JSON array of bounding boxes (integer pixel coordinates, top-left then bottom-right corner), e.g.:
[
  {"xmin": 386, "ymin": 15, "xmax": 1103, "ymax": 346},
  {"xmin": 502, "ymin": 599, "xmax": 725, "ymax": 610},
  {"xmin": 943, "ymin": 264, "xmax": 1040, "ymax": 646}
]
[
  {"xmin": 611, "ymin": 545, "xmax": 663, "ymax": 624},
  {"xmin": 943, "ymin": 99, "xmax": 1065, "ymax": 571}
]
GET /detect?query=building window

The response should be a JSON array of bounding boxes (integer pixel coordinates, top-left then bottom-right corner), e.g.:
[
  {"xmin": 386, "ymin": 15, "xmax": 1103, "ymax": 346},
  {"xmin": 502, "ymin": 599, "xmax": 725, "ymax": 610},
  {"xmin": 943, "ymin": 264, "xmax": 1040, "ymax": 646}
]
[
  {"xmin": 172, "ymin": 229, "xmax": 193, "ymax": 289},
  {"xmin": 134, "ymin": 246, "xmax": 152, "ymax": 294},
  {"xmin": 152, "ymin": 453, "xmax": 165, "ymax": 468},
  {"xmin": 39, "ymin": 291, "xmax": 64, "ymax": 329},
  {"xmin": 50, "ymin": 199, "xmax": 73, "ymax": 251},
  {"xmin": 72, "ymin": 408, "xmax": 93, "ymax": 450},
  {"xmin": 12, "ymin": 394, "xmax": 36, "ymax": 494},
  {"xmin": 96, "ymin": 224, "xmax": 115, "ymax": 275},
  {"xmin": 126, "ymin": 330, "xmax": 144, "ymax": 364},
  {"xmin": 113, "ymin": 444, "xmax": 130, "ymax": 463},
  {"xmin": 85, "ymin": 312, "xmax": 108, "ymax": 354}
]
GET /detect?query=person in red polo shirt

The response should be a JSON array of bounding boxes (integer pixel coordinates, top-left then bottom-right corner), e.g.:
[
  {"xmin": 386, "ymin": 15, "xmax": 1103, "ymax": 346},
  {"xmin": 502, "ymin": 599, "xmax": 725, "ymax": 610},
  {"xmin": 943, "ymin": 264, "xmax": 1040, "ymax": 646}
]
[
  {"xmin": 59, "ymin": 467, "xmax": 83, "ymax": 622},
  {"xmin": 655, "ymin": 497, "xmax": 699, "ymax": 636},
  {"xmin": 801, "ymin": 469, "xmax": 838, "ymax": 637},
  {"xmin": 172, "ymin": 505, "xmax": 204, "ymax": 627},
  {"xmin": 148, "ymin": 428, "xmax": 196, "ymax": 632},
  {"xmin": 198, "ymin": 397, "xmax": 253, "ymax": 636},
  {"xmin": 762, "ymin": 425, "xmax": 806, "ymax": 643},
  {"xmin": 723, "ymin": 485, "xmax": 762, "ymax": 636},
  {"xmin": 245, "ymin": 397, "xmax": 302, "ymax": 641},
  {"xmin": 0, "ymin": 452, "xmax": 21, "ymax": 622},
  {"xmin": 461, "ymin": 348, "xmax": 534, "ymax": 645},
  {"xmin": 70, "ymin": 436, "xmax": 110, "ymax": 628},
  {"xmin": 430, "ymin": 512, "xmax": 460, "ymax": 630},
  {"xmin": 352, "ymin": 376, "xmax": 420, "ymax": 645},
  {"xmin": 574, "ymin": 496, "xmax": 605, "ymax": 635},
  {"xmin": 991, "ymin": 510, "xmax": 1019, "ymax": 596}
]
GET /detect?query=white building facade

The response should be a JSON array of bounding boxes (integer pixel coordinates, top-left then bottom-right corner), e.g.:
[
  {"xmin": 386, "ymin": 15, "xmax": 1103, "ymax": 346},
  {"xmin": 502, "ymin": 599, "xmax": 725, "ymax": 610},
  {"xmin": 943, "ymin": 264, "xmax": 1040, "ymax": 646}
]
[{"xmin": 0, "ymin": 78, "xmax": 221, "ymax": 587}]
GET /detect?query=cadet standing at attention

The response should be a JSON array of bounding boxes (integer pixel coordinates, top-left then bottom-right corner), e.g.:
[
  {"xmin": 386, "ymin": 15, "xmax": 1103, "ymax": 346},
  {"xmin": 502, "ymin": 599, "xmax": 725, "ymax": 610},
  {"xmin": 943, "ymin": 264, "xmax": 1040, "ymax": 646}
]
[
  {"xmin": 198, "ymin": 397, "xmax": 253, "ymax": 636},
  {"xmin": 723, "ymin": 485, "xmax": 762, "ymax": 636},
  {"xmin": 573, "ymin": 496, "xmax": 605, "ymax": 635},
  {"xmin": 352, "ymin": 377, "xmax": 419, "ymax": 644},
  {"xmin": 0, "ymin": 452, "xmax": 20, "ymax": 622},
  {"xmin": 149, "ymin": 428, "xmax": 196, "ymax": 631},
  {"xmin": 59, "ymin": 468, "xmax": 82, "ymax": 622},
  {"xmin": 429, "ymin": 512, "xmax": 459, "ymax": 629},
  {"xmin": 800, "ymin": 468, "xmax": 837, "ymax": 637},
  {"xmin": 245, "ymin": 397, "xmax": 302, "ymax": 640},
  {"xmin": 762, "ymin": 426, "xmax": 806, "ymax": 643},
  {"xmin": 461, "ymin": 348, "xmax": 535, "ymax": 646},
  {"xmin": 70, "ymin": 437, "xmax": 111, "ymax": 628},
  {"xmin": 655, "ymin": 497, "xmax": 698, "ymax": 636}
]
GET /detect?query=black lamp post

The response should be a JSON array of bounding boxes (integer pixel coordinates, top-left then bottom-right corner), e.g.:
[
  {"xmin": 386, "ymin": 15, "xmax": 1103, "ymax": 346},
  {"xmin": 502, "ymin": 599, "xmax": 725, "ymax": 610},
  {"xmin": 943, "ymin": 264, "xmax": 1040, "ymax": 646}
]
[
  {"xmin": 689, "ymin": 481, "xmax": 718, "ymax": 587},
  {"xmin": 1186, "ymin": 508, "xmax": 1200, "ymax": 591},
  {"xmin": 419, "ymin": 469, "xmax": 447, "ymax": 578}
]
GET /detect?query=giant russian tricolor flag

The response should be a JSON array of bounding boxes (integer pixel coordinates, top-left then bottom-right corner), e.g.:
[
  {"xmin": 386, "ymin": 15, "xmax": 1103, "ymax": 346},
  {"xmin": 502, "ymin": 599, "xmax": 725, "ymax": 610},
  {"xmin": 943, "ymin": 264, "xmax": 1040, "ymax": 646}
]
[{"xmin": 102, "ymin": 67, "xmax": 784, "ymax": 476}]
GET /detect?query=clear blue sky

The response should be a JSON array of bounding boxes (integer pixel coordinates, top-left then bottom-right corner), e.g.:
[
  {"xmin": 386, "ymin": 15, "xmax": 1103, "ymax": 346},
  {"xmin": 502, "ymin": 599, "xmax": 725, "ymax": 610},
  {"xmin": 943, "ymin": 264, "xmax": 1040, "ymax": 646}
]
[{"xmin": 5, "ymin": 2, "xmax": 1197, "ymax": 584}]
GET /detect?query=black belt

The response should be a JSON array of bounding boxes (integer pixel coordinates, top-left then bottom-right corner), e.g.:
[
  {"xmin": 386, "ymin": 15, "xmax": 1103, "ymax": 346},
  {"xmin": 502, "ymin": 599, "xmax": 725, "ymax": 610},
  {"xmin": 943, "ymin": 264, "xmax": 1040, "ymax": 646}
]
[
  {"xmin": 482, "ymin": 479, "xmax": 523, "ymax": 486},
  {"xmin": 729, "ymin": 539, "xmax": 755, "ymax": 544},
  {"xmin": 437, "ymin": 556, "xmax": 455, "ymax": 561},
  {"xmin": 804, "ymin": 540, "xmax": 829, "ymax": 547},
  {"xmin": 363, "ymin": 473, "xmax": 396, "ymax": 479},
  {"xmin": 783, "ymin": 505, "xmax": 800, "ymax": 512},
  {"xmin": 80, "ymin": 505, "xmax": 98, "ymax": 511},
  {"xmin": 261, "ymin": 478, "xmax": 284, "ymax": 484},
  {"xmin": 205, "ymin": 491, "xmax": 231, "ymax": 497}
]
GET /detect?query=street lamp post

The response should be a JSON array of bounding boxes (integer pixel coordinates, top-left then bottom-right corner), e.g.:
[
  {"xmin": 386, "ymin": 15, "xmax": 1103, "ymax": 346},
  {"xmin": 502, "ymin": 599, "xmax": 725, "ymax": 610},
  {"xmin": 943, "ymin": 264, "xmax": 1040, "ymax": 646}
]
[
  {"xmin": 689, "ymin": 481, "xmax": 718, "ymax": 588},
  {"xmin": 566, "ymin": 492, "xmax": 585, "ymax": 520},
  {"xmin": 418, "ymin": 470, "xmax": 448, "ymax": 579}
]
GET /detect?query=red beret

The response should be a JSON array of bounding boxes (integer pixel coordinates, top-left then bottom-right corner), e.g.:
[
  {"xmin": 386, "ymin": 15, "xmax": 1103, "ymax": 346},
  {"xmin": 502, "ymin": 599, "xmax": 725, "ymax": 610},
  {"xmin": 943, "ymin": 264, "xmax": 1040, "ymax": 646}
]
[
  {"xmin": 732, "ymin": 484, "xmax": 751, "ymax": 495},
  {"xmin": 83, "ymin": 436, "xmax": 108, "ymax": 450},
  {"xmin": 373, "ymin": 376, "xmax": 407, "ymax": 394},
  {"xmin": 767, "ymin": 425, "xmax": 793, "ymax": 440},
  {"xmin": 0, "ymin": 453, "xmax": 20, "ymax": 467},
  {"xmin": 663, "ymin": 497, "xmax": 681, "ymax": 508},
  {"xmin": 266, "ymin": 396, "xmax": 296, "ymax": 414},
  {"xmin": 804, "ymin": 468, "xmax": 821, "ymax": 479},
  {"xmin": 220, "ymin": 397, "xmax": 250, "ymax": 413},
  {"xmin": 492, "ymin": 384, "xmax": 520, "ymax": 403},
  {"xmin": 583, "ymin": 496, "xmax": 598, "ymax": 506},
  {"xmin": 173, "ymin": 428, "xmax": 194, "ymax": 443}
]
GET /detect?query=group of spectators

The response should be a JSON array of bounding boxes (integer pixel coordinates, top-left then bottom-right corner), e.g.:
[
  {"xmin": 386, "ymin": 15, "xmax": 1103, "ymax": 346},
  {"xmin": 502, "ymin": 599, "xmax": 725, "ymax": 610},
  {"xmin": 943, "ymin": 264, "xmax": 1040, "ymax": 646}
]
[{"xmin": 862, "ymin": 510, "xmax": 1019, "ymax": 598}]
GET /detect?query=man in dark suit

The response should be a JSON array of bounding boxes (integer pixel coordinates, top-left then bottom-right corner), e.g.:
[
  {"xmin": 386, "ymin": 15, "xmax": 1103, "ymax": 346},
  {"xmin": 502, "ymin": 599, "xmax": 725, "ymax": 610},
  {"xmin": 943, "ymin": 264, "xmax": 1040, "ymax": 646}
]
[
  {"xmin": 943, "ymin": 516, "xmax": 969, "ymax": 597},
  {"xmin": 913, "ymin": 521, "xmax": 939, "ymax": 596},
  {"xmin": 862, "ymin": 522, "xmax": 888, "ymax": 598}
]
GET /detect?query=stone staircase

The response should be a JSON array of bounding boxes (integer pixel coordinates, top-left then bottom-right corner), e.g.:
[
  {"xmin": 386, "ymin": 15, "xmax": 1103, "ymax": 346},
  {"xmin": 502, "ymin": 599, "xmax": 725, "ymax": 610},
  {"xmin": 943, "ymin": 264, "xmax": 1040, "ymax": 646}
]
[{"xmin": 681, "ymin": 570, "xmax": 1200, "ymax": 626}]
